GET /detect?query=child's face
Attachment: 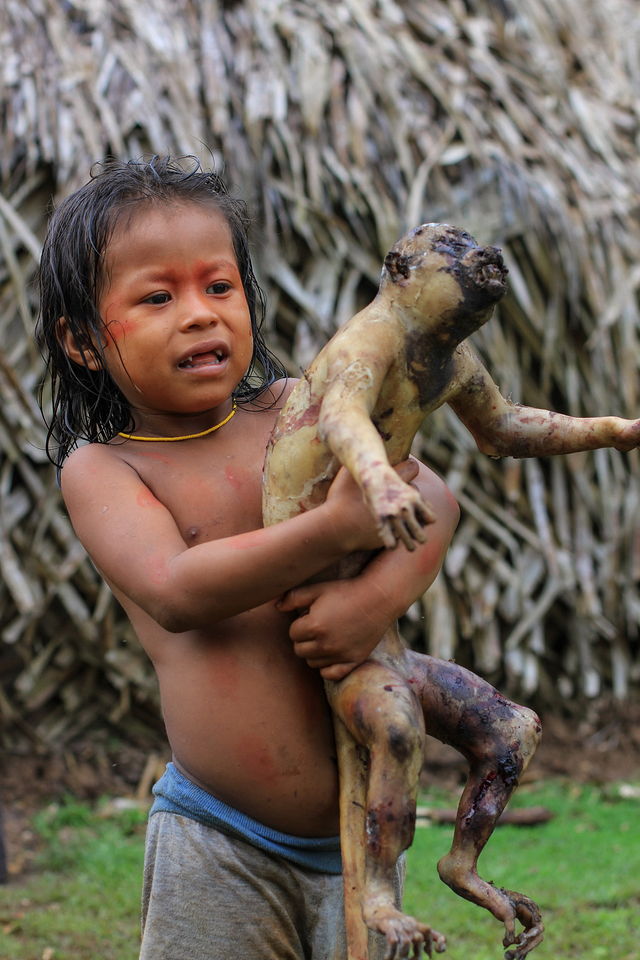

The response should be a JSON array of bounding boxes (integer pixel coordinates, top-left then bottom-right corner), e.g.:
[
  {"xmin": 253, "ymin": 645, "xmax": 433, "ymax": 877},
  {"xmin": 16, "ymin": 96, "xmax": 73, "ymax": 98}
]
[{"xmin": 95, "ymin": 201, "xmax": 253, "ymax": 426}]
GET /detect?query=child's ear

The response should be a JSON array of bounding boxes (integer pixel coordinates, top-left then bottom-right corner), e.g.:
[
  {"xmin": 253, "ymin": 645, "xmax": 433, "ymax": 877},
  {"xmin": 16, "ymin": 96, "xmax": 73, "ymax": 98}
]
[{"xmin": 57, "ymin": 317, "xmax": 102, "ymax": 371}]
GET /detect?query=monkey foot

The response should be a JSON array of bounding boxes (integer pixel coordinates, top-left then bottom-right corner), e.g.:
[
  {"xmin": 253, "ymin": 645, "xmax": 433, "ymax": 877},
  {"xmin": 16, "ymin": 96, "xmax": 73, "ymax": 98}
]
[
  {"xmin": 437, "ymin": 858, "xmax": 542, "ymax": 959},
  {"xmin": 363, "ymin": 898, "xmax": 446, "ymax": 959},
  {"xmin": 500, "ymin": 887, "xmax": 544, "ymax": 960}
]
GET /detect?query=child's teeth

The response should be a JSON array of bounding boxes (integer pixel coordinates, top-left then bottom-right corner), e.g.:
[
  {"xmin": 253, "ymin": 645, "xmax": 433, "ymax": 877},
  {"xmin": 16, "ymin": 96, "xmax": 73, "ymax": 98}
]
[{"xmin": 181, "ymin": 351, "xmax": 223, "ymax": 368}]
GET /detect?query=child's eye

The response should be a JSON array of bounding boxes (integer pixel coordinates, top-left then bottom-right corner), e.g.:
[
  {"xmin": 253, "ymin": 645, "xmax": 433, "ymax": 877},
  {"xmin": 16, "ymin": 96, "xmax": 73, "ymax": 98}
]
[
  {"xmin": 144, "ymin": 292, "xmax": 170, "ymax": 305},
  {"xmin": 208, "ymin": 281, "xmax": 232, "ymax": 295}
]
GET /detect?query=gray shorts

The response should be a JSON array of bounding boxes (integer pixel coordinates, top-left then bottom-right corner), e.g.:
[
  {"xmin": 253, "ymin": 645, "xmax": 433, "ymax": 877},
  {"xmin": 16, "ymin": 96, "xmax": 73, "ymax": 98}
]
[{"xmin": 140, "ymin": 811, "xmax": 404, "ymax": 960}]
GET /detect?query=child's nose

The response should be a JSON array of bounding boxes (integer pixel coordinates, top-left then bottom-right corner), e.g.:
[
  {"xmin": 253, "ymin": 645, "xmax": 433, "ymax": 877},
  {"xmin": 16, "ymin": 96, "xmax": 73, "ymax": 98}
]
[{"xmin": 178, "ymin": 293, "xmax": 219, "ymax": 330}]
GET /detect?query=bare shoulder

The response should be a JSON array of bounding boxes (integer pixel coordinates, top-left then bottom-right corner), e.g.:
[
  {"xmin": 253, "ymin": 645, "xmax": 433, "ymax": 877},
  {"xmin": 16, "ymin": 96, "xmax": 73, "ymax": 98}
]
[
  {"xmin": 59, "ymin": 442, "xmax": 141, "ymax": 510},
  {"xmin": 61, "ymin": 441, "xmax": 129, "ymax": 481}
]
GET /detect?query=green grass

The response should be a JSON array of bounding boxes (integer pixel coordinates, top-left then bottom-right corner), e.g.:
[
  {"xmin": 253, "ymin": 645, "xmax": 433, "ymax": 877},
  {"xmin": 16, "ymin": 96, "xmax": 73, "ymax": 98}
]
[
  {"xmin": 0, "ymin": 799, "xmax": 147, "ymax": 959},
  {"xmin": 0, "ymin": 781, "xmax": 637, "ymax": 958},
  {"xmin": 405, "ymin": 780, "xmax": 640, "ymax": 960}
]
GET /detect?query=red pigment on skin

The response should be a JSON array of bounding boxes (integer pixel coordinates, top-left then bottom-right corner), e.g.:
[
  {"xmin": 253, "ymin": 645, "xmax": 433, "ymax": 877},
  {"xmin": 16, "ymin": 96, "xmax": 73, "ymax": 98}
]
[
  {"xmin": 146, "ymin": 554, "xmax": 170, "ymax": 585},
  {"xmin": 229, "ymin": 530, "xmax": 267, "ymax": 550},
  {"xmin": 205, "ymin": 652, "xmax": 241, "ymax": 697},
  {"xmin": 101, "ymin": 300, "xmax": 133, "ymax": 342},
  {"xmin": 137, "ymin": 487, "xmax": 162, "ymax": 508},
  {"xmin": 193, "ymin": 258, "xmax": 239, "ymax": 281},
  {"xmin": 235, "ymin": 734, "xmax": 278, "ymax": 781},
  {"xmin": 224, "ymin": 465, "xmax": 243, "ymax": 490},
  {"xmin": 415, "ymin": 541, "xmax": 445, "ymax": 575},
  {"xmin": 142, "ymin": 258, "xmax": 240, "ymax": 287},
  {"xmin": 105, "ymin": 319, "xmax": 134, "ymax": 342},
  {"xmin": 130, "ymin": 449, "xmax": 172, "ymax": 465}
]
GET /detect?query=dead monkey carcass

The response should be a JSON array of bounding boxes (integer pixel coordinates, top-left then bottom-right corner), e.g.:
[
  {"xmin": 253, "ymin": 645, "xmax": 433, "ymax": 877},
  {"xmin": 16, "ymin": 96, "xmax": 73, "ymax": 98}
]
[
  {"xmin": 262, "ymin": 224, "xmax": 542, "ymax": 960},
  {"xmin": 264, "ymin": 222, "xmax": 639, "ymax": 959}
]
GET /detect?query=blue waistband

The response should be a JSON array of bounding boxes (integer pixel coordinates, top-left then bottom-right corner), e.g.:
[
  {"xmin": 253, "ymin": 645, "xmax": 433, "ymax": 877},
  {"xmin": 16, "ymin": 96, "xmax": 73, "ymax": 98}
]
[{"xmin": 150, "ymin": 762, "xmax": 342, "ymax": 875}]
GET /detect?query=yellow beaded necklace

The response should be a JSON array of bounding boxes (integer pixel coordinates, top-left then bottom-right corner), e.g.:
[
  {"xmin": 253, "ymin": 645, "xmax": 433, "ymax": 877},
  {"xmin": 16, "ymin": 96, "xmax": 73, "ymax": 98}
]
[{"xmin": 118, "ymin": 402, "xmax": 237, "ymax": 442}]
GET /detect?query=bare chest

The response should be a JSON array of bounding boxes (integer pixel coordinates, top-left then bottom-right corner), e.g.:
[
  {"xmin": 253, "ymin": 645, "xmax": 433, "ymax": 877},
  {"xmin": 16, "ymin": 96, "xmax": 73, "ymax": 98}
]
[{"xmin": 120, "ymin": 417, "xmax": 271, "ymax": 545}]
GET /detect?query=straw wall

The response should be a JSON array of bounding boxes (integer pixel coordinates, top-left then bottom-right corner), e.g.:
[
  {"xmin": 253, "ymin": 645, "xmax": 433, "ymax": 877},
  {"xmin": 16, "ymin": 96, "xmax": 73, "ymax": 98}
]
[{"xmin": 1, "ymin": 0, "xmax": 639, "ymax": 750}]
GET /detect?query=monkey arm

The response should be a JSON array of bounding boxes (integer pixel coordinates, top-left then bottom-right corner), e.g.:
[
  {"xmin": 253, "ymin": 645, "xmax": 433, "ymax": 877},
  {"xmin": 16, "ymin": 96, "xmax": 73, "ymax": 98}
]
[
  {"xmin": 449, "ymin": 342, "xmax": 640, "ymax": 458},
  {"xmin": 318, "ymin": 362, "xmax": 434, "ymax": 549}
]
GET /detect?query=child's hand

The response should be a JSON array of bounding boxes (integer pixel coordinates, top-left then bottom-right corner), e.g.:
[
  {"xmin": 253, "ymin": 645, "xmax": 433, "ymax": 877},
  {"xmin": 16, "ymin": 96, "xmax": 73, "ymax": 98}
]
[
  {"xmin": 276, "ymin": 578, "xmax": 389, "ymax": 680},
  {"xmin": 279, "ymin": 458, "xmax": 457, "ymax": 680},
  {"xmin": 325, "ymin": 460, "xmax": 420, "ymax": 553}
]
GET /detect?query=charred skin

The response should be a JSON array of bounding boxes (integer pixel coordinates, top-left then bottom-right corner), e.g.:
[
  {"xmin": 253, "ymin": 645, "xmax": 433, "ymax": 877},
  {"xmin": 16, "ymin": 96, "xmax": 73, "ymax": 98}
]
[
  {"xmin": 329, "ymin": 652, "xmax": 543, "ymax": 960},
  {"xmin": 412, "ymin": 654, "xmax": 544, "ymax": 960},
  {"xmin": 262, "ymin": 224, "xmax": 544, "ymax": 959},
  {"xmin": 264, "ymin": 224, "xmax": 508, "ymax": 548}
]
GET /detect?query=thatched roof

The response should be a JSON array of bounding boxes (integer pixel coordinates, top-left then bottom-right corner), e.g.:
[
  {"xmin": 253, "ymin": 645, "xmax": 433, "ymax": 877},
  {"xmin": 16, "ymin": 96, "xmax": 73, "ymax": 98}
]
[{"xmin": 1, "ymin": 0, "xmax": 639, "ymax": 750}]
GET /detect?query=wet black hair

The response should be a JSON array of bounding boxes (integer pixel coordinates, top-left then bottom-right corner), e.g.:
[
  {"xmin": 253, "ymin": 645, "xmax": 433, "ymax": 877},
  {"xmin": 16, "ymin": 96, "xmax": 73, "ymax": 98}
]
[{"xmin": 36, "ymin": 154, "xmax": 286, "ymax": 468}]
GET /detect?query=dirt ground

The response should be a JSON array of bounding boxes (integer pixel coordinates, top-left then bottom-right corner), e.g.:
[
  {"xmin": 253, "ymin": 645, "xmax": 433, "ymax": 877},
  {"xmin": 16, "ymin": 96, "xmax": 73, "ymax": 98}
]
[{"xmin": 2, "ymin": 698, "xmax": 640, "ymax": 881}]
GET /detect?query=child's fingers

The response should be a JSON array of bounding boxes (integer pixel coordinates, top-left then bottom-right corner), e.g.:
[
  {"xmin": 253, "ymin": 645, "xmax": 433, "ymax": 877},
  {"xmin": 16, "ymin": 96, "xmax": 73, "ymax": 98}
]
[
  {"xmin": 291, "ymin": 635, "xmax": 317, "ymax": 657},
  {"xmin": 319, "ymin": 662, "xmax": 358, "ymax": 680},
  {"xmin": 393, "ymin": 457, "xmax": 419, "ymax": 483},
  {"xmin": 276, "ymin": 583, "xmax": 322, "ymax": 612},
  {"xmin": 295, "ymin": 640, "xmax": 357, "ymax": 679}
]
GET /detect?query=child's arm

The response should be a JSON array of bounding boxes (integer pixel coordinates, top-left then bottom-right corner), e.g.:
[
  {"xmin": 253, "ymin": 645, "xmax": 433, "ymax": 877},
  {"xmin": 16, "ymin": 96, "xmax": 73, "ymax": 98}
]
[
  {"xmin": 450, "ymin": 342, "xmax": 640, "ymax": 457},
  {"xmin": 61, "ymin": 444, "xmax": 406, "ymax": 632},
  {"xmin": 276, "ymin": 461, "xmax": 459, "ymax": 679}
]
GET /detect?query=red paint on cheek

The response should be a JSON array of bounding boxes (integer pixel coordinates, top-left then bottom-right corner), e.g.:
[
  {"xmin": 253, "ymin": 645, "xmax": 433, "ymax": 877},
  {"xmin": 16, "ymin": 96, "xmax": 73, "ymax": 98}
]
[
  {"xmin": 102, "ymin": 300, "xmax": 134, "ymax": 342},
  {"xmin": 105, "ymin": 319, "xmax": 134, "ymax": 342}
]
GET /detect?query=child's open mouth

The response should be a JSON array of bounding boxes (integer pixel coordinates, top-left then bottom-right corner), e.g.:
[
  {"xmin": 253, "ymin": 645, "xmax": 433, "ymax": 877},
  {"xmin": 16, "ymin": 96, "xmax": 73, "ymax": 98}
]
[{"xmin": 179, "ymin": 349, "xmax": 226, "ymax": 369}]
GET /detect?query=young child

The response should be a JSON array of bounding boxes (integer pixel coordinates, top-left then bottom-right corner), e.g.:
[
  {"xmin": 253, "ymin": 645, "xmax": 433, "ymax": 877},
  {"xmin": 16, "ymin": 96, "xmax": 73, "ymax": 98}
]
[{"xmin": 37, "ymin": 155, "xmax": 460, "ymax": 960}]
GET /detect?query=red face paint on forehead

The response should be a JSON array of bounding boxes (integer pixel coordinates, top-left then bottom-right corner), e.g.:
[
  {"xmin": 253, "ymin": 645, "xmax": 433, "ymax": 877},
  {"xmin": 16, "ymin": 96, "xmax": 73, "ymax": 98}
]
[
  {"xmin": 138, "ymin": 257, "xmax": 241, "ymax": 287},
  {"xmin": 101, "ymin": 205, "xmax": 242, "ymax": 309}
]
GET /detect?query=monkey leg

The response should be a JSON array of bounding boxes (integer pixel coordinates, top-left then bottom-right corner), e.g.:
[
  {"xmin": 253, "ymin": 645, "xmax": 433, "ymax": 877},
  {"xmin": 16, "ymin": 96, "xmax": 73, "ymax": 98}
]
[
  {"xmin": 405, "ymin": 651, "xmax": 543, "ymax": 960},
  {"xmin": 331, "ymin": 713, "xmax": 370, "ymax": 960},
  {"xmin": 328, "ymin": 660, "xmax": 446, "ymax": 959}
]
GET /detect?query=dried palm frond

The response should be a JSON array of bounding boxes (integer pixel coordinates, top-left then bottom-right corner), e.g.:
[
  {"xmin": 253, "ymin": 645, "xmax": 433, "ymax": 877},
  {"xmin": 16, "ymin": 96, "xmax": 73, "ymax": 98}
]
[{"xmin": 0, "ymin": 0, "xmax": 639, "ymax": 750}]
